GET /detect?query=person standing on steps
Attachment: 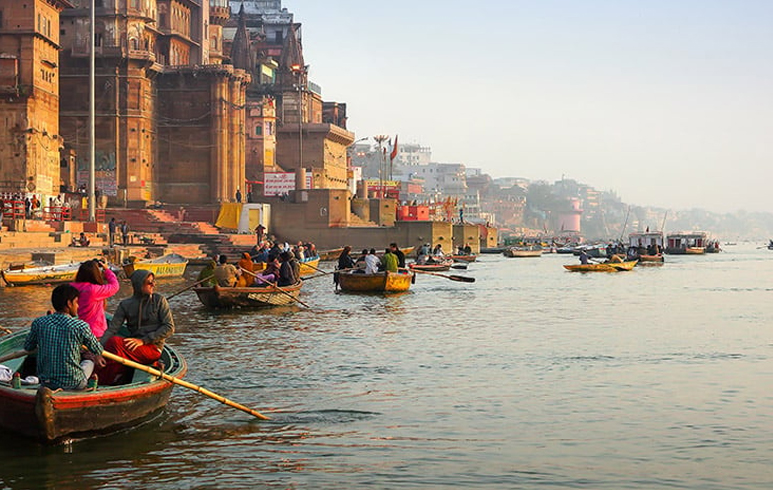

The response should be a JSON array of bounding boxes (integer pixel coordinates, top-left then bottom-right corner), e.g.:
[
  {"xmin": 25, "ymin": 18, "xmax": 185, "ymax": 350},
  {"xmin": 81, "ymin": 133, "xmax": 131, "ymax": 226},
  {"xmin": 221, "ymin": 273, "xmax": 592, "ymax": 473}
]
[{"xmin": 108, "ymin": 218, "xmax": 116, "ymax": 247}]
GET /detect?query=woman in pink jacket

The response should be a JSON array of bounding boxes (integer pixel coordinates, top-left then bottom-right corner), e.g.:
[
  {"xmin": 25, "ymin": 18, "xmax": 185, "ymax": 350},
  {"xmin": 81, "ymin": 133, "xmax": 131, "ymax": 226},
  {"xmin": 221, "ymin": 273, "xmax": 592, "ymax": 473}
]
[{"xmin": 71, "ymin": 259, "xmax": 120, "ymax": 338}]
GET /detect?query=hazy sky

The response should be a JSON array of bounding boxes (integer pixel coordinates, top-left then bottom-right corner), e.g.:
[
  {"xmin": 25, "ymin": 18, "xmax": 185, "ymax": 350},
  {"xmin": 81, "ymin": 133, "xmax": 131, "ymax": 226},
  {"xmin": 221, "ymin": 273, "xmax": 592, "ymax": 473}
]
[{"xmin": 285, "ymin": 0, "xmax": 772, "ymax": 213}]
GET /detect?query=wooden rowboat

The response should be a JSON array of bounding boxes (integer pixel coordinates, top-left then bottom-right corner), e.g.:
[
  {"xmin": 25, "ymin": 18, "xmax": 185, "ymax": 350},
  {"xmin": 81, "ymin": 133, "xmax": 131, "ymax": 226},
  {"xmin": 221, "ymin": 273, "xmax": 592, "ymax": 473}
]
[
  {"xmin": 503, "ymin": 247, "xmax": 543, "ymax": 258},
  {"xmin": 337, "ymin": 270, "xmax": 413, "ymax": 293},
  {"xmin": 317, "ymin": 248, "xmax": 344, "ymax": 261},
  {"xmin": 0, "ymin": 329, "xmax": 187, "ymax": 444},
  {"xmin": 253, "ymin": 256, "xmax": 320, "ymax": 277},
  {"xmin": 450, "ymin": 254, "xmax": 477, "ymax": 263},
  {"xmin": 564, "ymin": 260, "xmax": 638, "ymax": 272},
  {"xmin": 637, "ymin": 254, "xmax": 664, "ymax": 263},
  {"xmin": 409, "ymin": 259, "xmax": 453, "ymax": 272},
  {"xmin": 193, "ymin": 281, "xmax": 303, "ymax": 308},
  {"xmin": 122, "ymin": 253, "xmax": 188, "ymax": 279},
  {"xmin": 0, "ymin": 263, "xmax": 80, "ymax": 286}
]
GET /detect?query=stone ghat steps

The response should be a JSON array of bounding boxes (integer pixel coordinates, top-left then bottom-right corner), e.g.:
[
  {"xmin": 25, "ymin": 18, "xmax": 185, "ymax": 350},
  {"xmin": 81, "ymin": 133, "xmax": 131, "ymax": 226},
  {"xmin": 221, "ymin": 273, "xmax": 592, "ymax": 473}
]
[{"xmin": 166, "ymin": 233, "xmax": 254, "ymax": 260}]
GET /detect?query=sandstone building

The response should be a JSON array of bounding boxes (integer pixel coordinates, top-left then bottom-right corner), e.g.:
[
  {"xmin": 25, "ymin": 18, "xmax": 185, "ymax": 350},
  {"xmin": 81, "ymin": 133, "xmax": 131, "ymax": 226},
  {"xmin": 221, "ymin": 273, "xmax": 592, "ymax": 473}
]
[
  {"xmin": 57, "ymin": 0, "xmax": 249, "ymax": 207},
  {"xmin": 0, "ymin": 0, "xmax": 72, "ymax": 199}
]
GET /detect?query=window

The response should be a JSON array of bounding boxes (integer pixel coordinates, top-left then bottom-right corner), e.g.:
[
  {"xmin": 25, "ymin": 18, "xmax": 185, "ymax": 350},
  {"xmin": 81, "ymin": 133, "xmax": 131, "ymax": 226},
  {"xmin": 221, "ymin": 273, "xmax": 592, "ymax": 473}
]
[{"xmin": 255, "ymin": 126, "xmax": 262, "ymax": 136}]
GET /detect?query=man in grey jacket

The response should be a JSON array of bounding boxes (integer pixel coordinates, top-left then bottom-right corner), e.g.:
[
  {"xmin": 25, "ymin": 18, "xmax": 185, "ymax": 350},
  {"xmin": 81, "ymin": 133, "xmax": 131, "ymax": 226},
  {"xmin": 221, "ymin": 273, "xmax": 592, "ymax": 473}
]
[{"xmin": 97, "ymin": 270, "xmax": 174, "ymax": 385}]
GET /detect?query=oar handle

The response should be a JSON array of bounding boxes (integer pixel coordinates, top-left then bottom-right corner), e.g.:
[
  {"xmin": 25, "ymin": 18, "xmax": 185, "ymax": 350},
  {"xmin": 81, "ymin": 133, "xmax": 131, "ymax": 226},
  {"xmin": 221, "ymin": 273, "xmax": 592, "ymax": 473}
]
[
  {"xmin": 166, "ymin": 276, "xmax": 212, "ymax": 300},
  {"xmin": 101, "ymin": 350, "xmax": 270, "ymax": 420}
]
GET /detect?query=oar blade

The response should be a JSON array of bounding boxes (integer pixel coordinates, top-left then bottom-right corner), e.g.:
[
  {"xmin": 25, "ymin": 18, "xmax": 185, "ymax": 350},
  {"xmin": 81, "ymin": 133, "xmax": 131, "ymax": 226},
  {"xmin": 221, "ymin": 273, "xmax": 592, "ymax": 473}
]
[{"xmin": 449, "ymin": 275, "xmax": 475, "ymax": 283}]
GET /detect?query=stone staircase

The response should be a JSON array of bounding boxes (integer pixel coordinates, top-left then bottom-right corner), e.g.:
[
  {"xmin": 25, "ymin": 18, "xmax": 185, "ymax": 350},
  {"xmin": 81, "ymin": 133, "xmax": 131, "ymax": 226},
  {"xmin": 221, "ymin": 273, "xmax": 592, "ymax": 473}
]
[{"xmin": 103, "ymin": 208, "xmax": 254, "ymax": 260}]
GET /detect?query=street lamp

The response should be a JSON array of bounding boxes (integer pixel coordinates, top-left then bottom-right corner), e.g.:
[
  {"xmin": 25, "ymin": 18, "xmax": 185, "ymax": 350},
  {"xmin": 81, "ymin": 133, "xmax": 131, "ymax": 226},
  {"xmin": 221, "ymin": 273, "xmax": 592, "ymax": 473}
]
[{"xmin": 373, "ymin": 134, "xmax": 389, "ymax": 198}]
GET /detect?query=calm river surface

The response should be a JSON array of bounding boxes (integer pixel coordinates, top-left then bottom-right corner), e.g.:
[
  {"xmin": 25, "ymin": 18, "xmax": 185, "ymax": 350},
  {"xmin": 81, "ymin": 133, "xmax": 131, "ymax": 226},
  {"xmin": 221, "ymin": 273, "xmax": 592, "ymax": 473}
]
[{"xmin": 1, "ymin": 244, "xmax": 772, "ymax": 489}]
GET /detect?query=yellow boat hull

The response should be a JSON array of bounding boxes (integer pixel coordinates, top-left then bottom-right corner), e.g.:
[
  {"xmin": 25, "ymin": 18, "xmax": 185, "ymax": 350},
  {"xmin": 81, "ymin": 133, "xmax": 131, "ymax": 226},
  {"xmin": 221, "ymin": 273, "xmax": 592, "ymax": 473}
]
[
  {"xmin": 337, "ymin": 271, "xmax": 413, "ymax": 292},
  {"xmin": 1, "ymin": 264, "xmax": 79, "ymax": 286},
  {"xmin": 564, "ymin": 260, "xmax": 638, "ymax": 272},
  {"xmin": 122, "ymin": 254, "xmax": 188, "ymax": 278}
]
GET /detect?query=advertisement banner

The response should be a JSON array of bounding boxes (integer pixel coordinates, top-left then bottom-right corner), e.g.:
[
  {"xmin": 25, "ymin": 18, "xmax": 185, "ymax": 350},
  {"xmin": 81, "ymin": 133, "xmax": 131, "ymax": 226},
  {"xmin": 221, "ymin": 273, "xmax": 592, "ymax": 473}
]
[{"xmin": 264, "ymin": 172, "xmax": 295, "ymax": 196}]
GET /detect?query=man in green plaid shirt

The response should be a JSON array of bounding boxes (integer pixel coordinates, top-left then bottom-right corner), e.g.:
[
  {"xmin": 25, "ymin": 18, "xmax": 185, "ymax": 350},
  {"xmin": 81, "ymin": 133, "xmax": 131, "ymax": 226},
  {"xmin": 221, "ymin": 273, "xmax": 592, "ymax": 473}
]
[{"xmin": 23, "ymin": 284, "xmax": 105, "ymax": 390}]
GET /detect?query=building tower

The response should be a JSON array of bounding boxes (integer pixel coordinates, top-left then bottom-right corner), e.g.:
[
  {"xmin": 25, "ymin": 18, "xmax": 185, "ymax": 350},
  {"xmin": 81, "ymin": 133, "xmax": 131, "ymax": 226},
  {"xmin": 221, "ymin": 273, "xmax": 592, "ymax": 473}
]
[{"xmin": 0, "ymin": 0, "xmax": 72, "ymax": 202}]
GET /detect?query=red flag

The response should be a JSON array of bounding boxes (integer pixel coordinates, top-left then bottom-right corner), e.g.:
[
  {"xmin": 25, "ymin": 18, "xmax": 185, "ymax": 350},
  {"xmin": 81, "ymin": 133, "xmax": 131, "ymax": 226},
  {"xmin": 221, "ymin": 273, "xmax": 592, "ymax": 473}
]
[{"xmin": 390, "ymin": 134, "xmax": 399, "ymax": 161}]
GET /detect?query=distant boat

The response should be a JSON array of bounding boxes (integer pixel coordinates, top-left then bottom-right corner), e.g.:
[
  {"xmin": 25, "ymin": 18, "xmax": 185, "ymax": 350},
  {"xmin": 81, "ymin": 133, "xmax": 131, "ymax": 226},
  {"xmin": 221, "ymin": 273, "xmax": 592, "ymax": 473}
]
[
  {"xmin": 628, "ymin": 231, "xmax": 665, "ymax": 263},
  {"xmin": 665, "ymin": 232, "xmax": 708, "ymax": 255},
  {"xmin": 503, "ymin": 247, "xmax": 542, "ymax": 258},
  {"xmin": 409, "ymin": 259, "xmax": 454, "ymax": 272},
  {"xmin": 564, "ymin": 260, "xmax": 638, "ymax": 272}
]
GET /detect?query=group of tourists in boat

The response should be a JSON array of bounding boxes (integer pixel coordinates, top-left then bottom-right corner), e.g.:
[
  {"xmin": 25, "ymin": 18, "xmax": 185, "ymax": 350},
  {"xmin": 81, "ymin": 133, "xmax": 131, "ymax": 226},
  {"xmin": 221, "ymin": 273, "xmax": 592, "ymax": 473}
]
[
  {"xmin": 336, "ymin": 243, "xmax": 407, "ymax": 276},
  {"xmin": 197, "ymin": 240, "xmax": 317, "ymax": 289},
  {"xmin": 415, "ymin": 243, "xmax": 453, "ymax": 265},
  {"xmin": 334, "ymin": 244, "xmax": 415, "ymax": 293},
  {"xmin": 4, "ymin": 259, "xmax": 173, "ymax": 393}
]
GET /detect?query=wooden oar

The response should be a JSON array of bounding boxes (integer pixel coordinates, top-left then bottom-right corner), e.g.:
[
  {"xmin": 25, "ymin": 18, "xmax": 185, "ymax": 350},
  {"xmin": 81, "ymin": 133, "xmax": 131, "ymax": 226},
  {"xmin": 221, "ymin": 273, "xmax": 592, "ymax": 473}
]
[
  {"xmin": 239, "ymin": 268, "xmax": 310, "ymax": 308},
  {"xmin": 166, "ymin": 277, "xmax": 213, "ymax": 300},
  {"xmin": 302, "ymin": 267, "xmax": 358, "ymax": 281},
  {"xmin": 411, "ymin": 269, "xmax": 475, "ymax": 283},
  {"xmin": 100, "ymin": 350, "xmax": 270, "ymax": 420},
  {"xmin": 0, "ymin": 349, "xmax": 29, "ymax": 364}
]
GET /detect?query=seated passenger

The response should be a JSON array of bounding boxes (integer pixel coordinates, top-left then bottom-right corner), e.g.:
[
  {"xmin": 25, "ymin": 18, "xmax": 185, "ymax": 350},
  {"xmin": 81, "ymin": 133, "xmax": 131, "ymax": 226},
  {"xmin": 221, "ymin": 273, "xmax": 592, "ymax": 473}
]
[
  {"xmin": 23, "ymin": 284, "xmax": 105, "ymax": 390},
  {"xmin": 254, "ymin": 254, "xmax": 281, "ymax": 286},
  {"xmin": 213, "ymin": 254, "xmax": 239, "ymax": 287},
  {"xmin": 236, "ymin": 252, "xmax": 254, "ymax": 287},
  {"xmin": 277, "ymin": 251, "xmax": 297, "ymax": 287},
  {"xmin": 97, "ymin": 271, "xmax": 174, "ymax": 386}
]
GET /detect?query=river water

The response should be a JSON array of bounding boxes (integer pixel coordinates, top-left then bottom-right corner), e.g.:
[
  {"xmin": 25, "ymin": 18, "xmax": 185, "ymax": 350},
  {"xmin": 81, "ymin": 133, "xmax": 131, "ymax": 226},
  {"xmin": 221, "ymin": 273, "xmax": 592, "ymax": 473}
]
[{"xmin": 1, "ymin": 244, "xmax": 772, "ymax": 489}]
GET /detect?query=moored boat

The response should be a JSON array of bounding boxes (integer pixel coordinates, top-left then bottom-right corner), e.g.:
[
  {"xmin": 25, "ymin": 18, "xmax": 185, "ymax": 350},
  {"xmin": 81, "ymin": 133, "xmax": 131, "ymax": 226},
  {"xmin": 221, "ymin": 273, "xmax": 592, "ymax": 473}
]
[
  {"xmin": 193, "ymin": 281, "xmax": 303, "ymax": 308},
  {"xmin": 503, "ymin": 247, "xmax": 542, "ymax": 258},
  {"xmin": 563, "ymin": 260, "xmax": 638, "ymax": 272},
  {"xmin": 450, "ymin": 254, "xmax": 477, "ymax": 263},
  {"xmin": 0, "ymin": 329, "xmax": 187, "ymax": 444},
  {"xmin": 479, "ymin": 247, "xmax": 505, "ymax": 254},
  {"xmin": 0, "ymin": 263, "xmax": 80, "ymax": 286},
  {"xmin": 122, "ymin": 253, "xmax": 188, "ymax": 278},
  {"xmin": 337, "ymin": 270, "xmax": 413, "ymax": 293}
]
